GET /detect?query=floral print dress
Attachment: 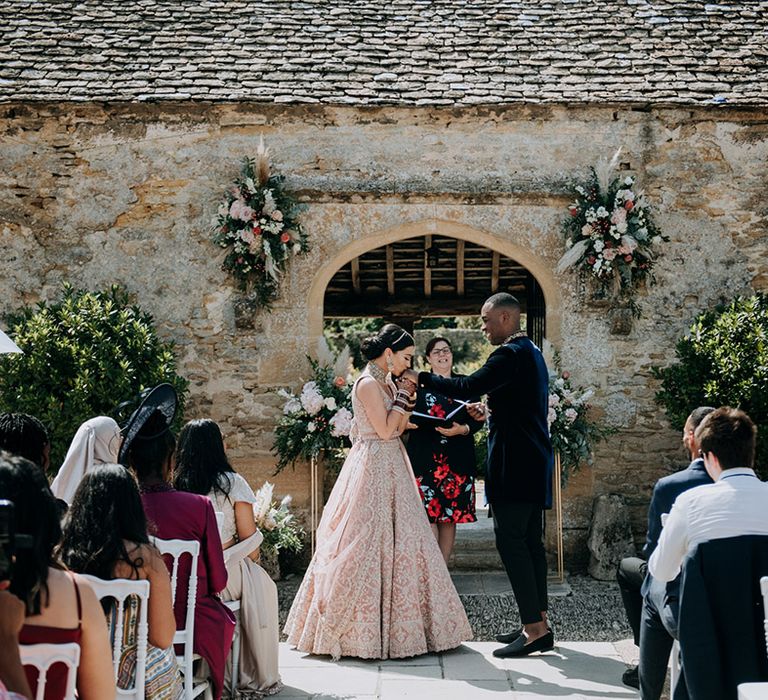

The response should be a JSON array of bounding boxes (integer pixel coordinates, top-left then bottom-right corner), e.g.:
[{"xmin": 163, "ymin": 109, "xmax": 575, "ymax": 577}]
[{"xmin": 406, "ymin": 380, "xmax": 484, "ymax": 524}]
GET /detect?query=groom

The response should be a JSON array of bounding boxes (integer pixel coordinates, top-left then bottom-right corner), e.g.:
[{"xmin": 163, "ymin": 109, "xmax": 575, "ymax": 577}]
[{"xmin": 405, "ymin": 292, "xmax": 554, "ymax": 656}]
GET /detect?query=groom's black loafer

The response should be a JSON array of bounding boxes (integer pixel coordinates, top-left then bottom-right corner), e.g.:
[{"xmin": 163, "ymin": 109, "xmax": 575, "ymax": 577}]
[
  {"xmin": 492, "ymin": 631, "xmax": 555, "ymax": 658},
  {"xmin": 495, "ymin": 628, "xmax": 523, "ymax": 644},
  {"xmin": 496, "ymin": 626, "xmax": 552, "ymax": 644}
]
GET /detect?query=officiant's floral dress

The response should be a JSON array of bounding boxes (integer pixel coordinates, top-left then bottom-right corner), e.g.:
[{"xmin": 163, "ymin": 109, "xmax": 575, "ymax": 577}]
[
  {"xmin": 406, "ymin": 382, "xmax": 484, "ymax": 524},
  {"xmin": 284, "ymin": 369, "xmax": 472, "ymax": 660}
]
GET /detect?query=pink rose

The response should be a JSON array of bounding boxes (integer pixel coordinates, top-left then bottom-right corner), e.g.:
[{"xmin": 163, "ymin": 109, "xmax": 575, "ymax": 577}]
[
  {"xmin": 271, "ymin": 210, "xmax": 283, "ymax": 222},
  {"xmin": 334, "ymin": 376, "xmax": 346, "ymax": 387},
  {"xmin": 603, "ymin": 248, "xmax": 617, "ymax": 261},
  {"xmin": 611, "ymin": 207, "xmax": 627, "ymax": 226},
  {"xmin": 562, "ymin": 371, "xmax": 570, "ymax": 380},
  {"xmin": 240, "ymin": 228, "xmax": 255, "ymax": 244}
]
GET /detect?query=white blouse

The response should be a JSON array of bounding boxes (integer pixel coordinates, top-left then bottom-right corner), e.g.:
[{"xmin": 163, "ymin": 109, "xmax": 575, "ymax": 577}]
[{"xmin": 207, "ymin": 472, "xmax": 257, "ymax": 543}]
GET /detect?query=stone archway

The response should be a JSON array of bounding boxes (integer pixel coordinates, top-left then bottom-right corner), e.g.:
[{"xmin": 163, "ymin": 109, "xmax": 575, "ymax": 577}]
[{"xmin": 306, "ymin": 219, "xmax": 561, "ymax": 345}]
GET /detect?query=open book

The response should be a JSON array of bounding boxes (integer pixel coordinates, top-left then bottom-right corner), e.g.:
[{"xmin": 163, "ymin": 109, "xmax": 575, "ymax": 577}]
[{"xmin": 411, "ymin": 400, "xmax": 470, "ymax": 429}]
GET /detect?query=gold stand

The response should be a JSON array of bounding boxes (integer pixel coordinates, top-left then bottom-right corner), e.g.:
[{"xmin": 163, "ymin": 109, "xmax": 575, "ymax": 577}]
[
  {"xmin": 310, "ymin": 453, "xmax": 319, "ymax": 555},
  {"xmin": 549, "ymin": 452, "xmax": 565, "ymax": 583}
]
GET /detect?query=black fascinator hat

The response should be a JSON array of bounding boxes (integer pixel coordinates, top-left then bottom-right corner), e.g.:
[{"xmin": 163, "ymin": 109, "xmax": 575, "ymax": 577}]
[{"xmin": 117, "ymin": 383, "xmax": 178, "ymax": 464}]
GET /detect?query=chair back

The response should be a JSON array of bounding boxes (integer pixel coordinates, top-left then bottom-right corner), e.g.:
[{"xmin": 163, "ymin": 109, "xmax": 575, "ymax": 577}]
[
  {"xmin": 151, "ymin": 536, "xmax": 207, "ymax": 700},
  {"xmin": 79, "ymin": 574, "xmax": 150, "ymax": 700},
  {"xmin": 20, "ymin": 642, "xmax": 81, "ymax": 700},
  {"xmin": 761, "ymin": 576, "xmax": 768, "ymax": 659}
]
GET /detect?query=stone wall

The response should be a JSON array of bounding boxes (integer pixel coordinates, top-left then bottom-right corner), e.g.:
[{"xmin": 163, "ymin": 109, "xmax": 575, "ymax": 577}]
[{"xmin": 1, "ymin": 101, "xmax": 766, "ymax": 569}]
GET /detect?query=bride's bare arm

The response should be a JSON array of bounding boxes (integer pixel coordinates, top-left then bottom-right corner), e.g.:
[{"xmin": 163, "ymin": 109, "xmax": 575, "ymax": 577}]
[{"xmin": 356, "ymin": 377, "xmax": 411, "ymax": 440}]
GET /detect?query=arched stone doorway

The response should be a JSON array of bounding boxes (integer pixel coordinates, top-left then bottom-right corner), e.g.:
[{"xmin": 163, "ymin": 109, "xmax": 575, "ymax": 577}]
[
  {"xmin": 323, "ymin": 234, "xmax": 546, "ymax": 345},
  {"xmin": 306, "ymin": 219, "xmax": 561, "ymax": 347}
]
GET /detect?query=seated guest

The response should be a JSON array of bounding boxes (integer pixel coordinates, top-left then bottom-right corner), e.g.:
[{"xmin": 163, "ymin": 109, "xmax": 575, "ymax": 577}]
[
  {"xmin": 0, "ymin": 584, "xmax": 32, "ymax": 700},
  {"xmin": 120, "ymin": 386, "xmax": 234, "ymax": 700},
  {"xmin": 616, "ymin": 406, "xmax": 714, "ymax": 693},
  {"xmin": 60, "ymin": 464, "xmax": 183, "ymax": 699},
  {"xmin": 0, "ymin": 451, "xmax": 115, "ymax": 700},
  {"xmin": 649, "ymin": 407, "xmax": 768, "ymax": 697},
  {"xmin": 51, "ymin": 417, "xmax": 122, "ymax": 505},
  {"xmin": 0, "ymin": 414, "xmax": 50, "ymax": 472},
  {"xmin": 175, "ymin": 419, "xmax": 282, "ymax": 697}
]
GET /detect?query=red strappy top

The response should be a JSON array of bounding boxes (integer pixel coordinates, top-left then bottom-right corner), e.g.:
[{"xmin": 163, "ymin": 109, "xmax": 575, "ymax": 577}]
[{"xmin": 20, "ymin": 573, "xmax": 83, "ymax": 700}]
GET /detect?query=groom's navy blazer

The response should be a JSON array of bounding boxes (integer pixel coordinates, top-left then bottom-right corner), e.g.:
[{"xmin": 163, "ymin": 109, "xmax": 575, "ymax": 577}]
[{"xmin": 418, "ymin": 337, "xmax": 553, "ymax": 508}]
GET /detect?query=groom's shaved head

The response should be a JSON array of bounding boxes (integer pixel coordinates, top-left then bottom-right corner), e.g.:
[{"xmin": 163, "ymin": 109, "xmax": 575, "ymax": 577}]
[{"xmin": 484, "ymin": 293, "xmax": 521, "ymax": 311}]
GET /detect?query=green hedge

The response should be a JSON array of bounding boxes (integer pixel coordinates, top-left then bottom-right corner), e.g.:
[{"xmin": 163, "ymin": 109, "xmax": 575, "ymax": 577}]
[
  {"xmin": 653, "ymin": 293, "xmax": 768, "ymax": 476},
  {"xmin": 0, "ymin": 285, "xmax": 189, "ymax": 471}
]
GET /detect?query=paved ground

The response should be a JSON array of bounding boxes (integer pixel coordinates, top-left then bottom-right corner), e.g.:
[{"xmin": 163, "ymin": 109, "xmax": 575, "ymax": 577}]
[{"xmin": 278, "ymin": 640, "xmax": 641, "ymax": 699}]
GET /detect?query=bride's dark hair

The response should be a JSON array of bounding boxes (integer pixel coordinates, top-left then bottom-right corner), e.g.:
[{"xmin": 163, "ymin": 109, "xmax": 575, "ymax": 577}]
[{"xmin": 360, "ymin": 324, "xmax": 414, "ymax": 361}]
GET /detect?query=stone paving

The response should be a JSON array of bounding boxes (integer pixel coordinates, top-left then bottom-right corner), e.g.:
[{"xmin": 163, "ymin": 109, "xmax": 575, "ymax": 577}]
[{"xmin": 278, "ymin": 640, "xmax": 641, "ymax": 699}]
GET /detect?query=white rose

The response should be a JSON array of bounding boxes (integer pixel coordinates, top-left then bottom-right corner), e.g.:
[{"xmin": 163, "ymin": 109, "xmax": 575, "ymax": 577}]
[
  {"xmin": 594, "ymin": 240, "xmax": 605, "ymax": 252},
  {"xmin": 292, "ymin": 243, "xmax": 302, "ymax": 254},
  {"xmin": 624, "ymin": 176, "xmax": 634, "ymax": 186},
  {"xmin": 596, "ymin": 206, "xmax": 609, "ymax": 218},
  {"xmin": 300, "ymin": 382, "xmax": 325, "ymax": 415},
  {"xmin": 549, "ymin": 394, "xmax": 560, "ymax": 407},
  {"xmin": 307, "ymin": 421, "xmax": 316, "ymax": 433},
  {"xmin": 565, "ymin": 408, "xmax": 578, "ymax": 423},
  {"xmin": 547, "ymin": 408, "xmax": 557, "ymax": 428},
  {"xmin": 651, "ymin": 235, "xmax": 662, "ymax": 245},
  {"xmin": 330, "ymin": 407, "xmax": 353, "ymax": 437},
  {"xmin": 324, "ymin": 397, "xmax": 337, "ymax": 411},
  {"xmin": 283, "ymin": 398, "xmax": 302, "ymax": 415}
]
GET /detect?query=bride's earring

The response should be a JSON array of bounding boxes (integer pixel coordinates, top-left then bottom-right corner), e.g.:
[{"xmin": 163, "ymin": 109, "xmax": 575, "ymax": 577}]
[{"xmin": 386, "ymin": 353, "xmax": 394, "ymax": 373}]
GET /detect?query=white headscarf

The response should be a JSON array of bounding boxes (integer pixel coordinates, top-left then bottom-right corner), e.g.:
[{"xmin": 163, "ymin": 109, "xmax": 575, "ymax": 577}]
[{"xmin": 51, "ymin": 416, "xmax": 122, "ymax": 504}]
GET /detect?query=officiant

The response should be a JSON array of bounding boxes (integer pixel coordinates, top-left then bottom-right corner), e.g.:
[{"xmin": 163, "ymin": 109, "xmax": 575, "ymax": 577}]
[
  {"xmin": 405, "ymin": 336, "xmax": 484, "ymax": 564},
  {"xmin": 404, "ymin": 293, "xmax": 554, "ymax": 658}
]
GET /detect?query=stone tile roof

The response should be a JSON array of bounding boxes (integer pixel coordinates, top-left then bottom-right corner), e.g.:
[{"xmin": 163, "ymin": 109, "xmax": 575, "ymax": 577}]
[{"xmin": 1, "ymin": 1, "xmax": 767, "ymax": 106}]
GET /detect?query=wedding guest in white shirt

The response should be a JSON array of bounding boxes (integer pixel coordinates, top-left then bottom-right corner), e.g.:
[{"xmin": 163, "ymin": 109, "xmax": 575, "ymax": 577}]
[{"xmin": 649, "ymin": 407, "xmax": 768, "ymax": 583}]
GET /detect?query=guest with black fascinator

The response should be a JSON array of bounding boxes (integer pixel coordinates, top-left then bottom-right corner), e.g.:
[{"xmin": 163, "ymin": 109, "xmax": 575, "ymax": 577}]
[{"xmin": 120, "ymin": 385, "xmax": 235, "ymax": 700}]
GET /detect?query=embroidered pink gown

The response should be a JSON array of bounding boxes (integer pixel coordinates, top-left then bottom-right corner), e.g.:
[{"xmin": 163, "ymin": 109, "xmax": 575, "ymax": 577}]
[{"xmin": 284, "ymin": 370, "xmax": 472, "ymax": 659}]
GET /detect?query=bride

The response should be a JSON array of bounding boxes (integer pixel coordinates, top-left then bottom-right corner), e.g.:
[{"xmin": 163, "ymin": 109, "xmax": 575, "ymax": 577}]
[{"xmin": 284, "ymin": 324, "xmax": 472, "ymax": 660}]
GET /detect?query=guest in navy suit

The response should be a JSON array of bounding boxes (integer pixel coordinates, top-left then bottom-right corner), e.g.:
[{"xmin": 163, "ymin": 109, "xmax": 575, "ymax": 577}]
[
  {"xmin": 404, "ymin": 292, "xmax": 554, "ymax": 657},
  {"xmin": 631, "ymin": 406, "xmax": 715, "ymax": 698}
]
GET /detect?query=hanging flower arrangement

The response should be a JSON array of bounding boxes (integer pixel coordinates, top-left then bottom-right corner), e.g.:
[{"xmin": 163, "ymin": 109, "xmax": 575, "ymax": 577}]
[
  {"xmin": 212, "ymin": 138, "xmax": 309, "ymax": 309},
  {"xmin": 556, "ymin": 149, "xmax": 666, "ymax": 315}
]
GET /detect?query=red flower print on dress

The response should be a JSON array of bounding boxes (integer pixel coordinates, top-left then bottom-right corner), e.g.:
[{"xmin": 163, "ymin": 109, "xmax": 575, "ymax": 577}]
[
  {"xmin": 428, "ymin": 403, "xmax": 446, "ymax": 419},
  {"xmin": 442, "ymin": 479, "xmax": 461, "ymax": 500},
  {"xmin": 426, "ymin": 498, "xmax": 441, "ymax": 519},
  {"xmin": 433, "ymin": 454, "xmax": 450, "ymax": 482}
]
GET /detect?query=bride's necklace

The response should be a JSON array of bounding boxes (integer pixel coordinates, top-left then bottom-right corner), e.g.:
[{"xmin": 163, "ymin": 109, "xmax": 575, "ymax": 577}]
[
  {"xmin": 503, "ymin": 330, "xmax": 527, "ymax": 344},
  {"xmin": 367, "ymin": 361, "xmax": 389, "ymax": 385}
]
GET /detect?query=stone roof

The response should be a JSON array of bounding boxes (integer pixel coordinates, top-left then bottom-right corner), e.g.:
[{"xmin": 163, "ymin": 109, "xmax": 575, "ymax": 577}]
[{"xmin": 1, "ymin": 1, "xmax": 767, "ymax": 106}]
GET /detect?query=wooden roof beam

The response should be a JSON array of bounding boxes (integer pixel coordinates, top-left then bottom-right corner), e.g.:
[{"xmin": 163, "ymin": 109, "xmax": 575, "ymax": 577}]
[
  {"xmin": 351, "ymin": 257, "xmax": 361, "ymax": 295},
  {"xmin": 491, "ymin": 251, "xmax": 500, "ymax": 293},
  {"xmin": 456, "ymin": 239, "xmax": 465, "ymax": 297},
  {"xmin": 423, "ymin": 235, "xmax": 432, "ymax": 298},
  {"xmin": 386, "ymin": 244, "xmax": 395, "ymax": 296}
]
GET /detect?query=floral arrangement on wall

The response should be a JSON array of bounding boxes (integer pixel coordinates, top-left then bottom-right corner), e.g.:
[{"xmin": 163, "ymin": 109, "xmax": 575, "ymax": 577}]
[
  {"xmin": 212, "ymin": 137, "xmax": 309, "ymax": 309},
  {"xmin": 556, "ymin": 149, "xmax": 666, "ymax": 315},
  {"xmin": 272, "ymin": 339, "xmax": 353, "ymax": 472}
]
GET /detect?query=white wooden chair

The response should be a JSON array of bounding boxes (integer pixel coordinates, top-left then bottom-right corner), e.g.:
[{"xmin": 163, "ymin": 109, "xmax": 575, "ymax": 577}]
[
  {"xmin": 738, "ymin": 576, "xmax": 768, "ymax": 699},
  {"xmin": 214, "ymin": 510, "xmax": 242, "ymax": 700},
  {"xmin": 79, "ymin": 574, "xmax": 150, "ymax": 700},
  {"xmin": 20, "ymin": 642, "xmax": 80, "ymax": 700},
  {"xmin": 151, "ymin": 537, "xmax": 212, "ymax": 700}
]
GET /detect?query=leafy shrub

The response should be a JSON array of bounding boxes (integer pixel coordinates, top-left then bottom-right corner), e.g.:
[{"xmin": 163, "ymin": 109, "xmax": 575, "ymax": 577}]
[
  {"xmin": 653, "ymin": 294, "xmax": 768, "ymax": 475},
  {"xmin": 0, "ymin": 285, "xmax": 189, "ymax": 470}
]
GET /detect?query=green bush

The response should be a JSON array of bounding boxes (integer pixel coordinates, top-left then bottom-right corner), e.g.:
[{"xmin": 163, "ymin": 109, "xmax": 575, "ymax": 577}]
[
  {"xmin": 0, "ymin": 285, "xmax": 189, "ymax": 470},
  {"xmin": 653, "ymin": 293, "xmax": 768, "ymax": 476}
]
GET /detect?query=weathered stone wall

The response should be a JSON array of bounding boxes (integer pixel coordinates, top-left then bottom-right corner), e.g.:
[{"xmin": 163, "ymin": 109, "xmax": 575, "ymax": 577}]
[{"xmin": 1, "ymin": 102, "xmax": 766, "ymax": 568}]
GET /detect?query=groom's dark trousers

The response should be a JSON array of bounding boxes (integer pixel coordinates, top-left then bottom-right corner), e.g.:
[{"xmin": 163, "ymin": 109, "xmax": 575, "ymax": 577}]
[{"xmin": 419, "ymin": 335, "xmax": 553, "ymax": 625}]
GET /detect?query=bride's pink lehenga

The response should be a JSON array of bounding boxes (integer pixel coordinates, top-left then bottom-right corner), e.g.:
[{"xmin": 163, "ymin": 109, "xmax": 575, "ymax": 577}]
[{"xmin": 284, "ymin": 371, "xmax": 472, "ymax": 660}]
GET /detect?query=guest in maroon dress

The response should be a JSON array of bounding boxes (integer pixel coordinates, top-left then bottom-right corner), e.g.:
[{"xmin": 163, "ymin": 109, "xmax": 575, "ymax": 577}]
[
  {"xmin": 0, "ymin": 452, "xmax": 115, "ymax": 700},
  {"xmin": 119, "ymin": 387, "xmax": 235, "ymax": 700}
]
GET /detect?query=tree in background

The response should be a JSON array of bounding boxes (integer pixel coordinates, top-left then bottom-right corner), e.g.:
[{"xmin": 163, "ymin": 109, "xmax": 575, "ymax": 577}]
[
  {"xmin": 653, "ymin": 293, "xmax": 768, "ymax": 476},
  {"xmin": 0, "ymin": 285, "xmax": 189, "ymax": 470}
]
